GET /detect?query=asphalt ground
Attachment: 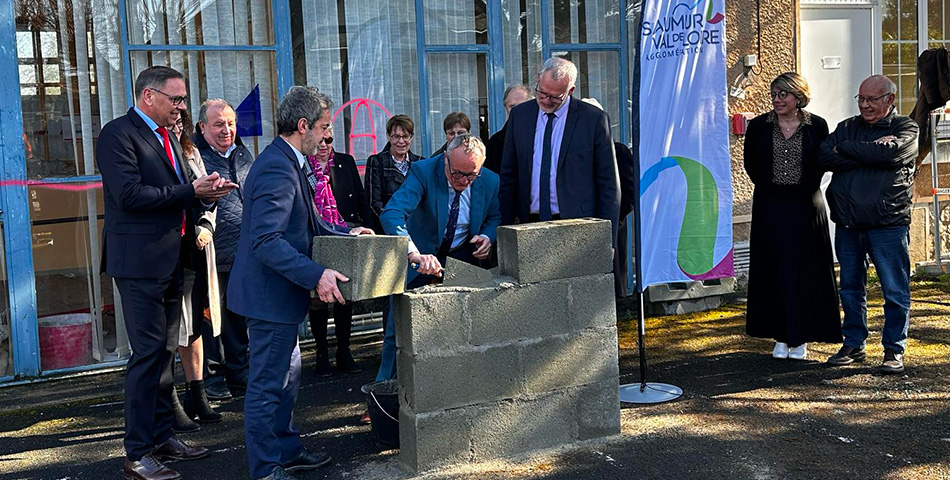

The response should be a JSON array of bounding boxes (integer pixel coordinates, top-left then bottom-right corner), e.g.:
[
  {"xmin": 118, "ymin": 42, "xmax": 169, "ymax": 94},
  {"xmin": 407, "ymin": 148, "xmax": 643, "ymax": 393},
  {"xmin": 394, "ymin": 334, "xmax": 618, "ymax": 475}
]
[{"xmin": 1, "ymin": 290, "xmax": 949, "ymax": 479}]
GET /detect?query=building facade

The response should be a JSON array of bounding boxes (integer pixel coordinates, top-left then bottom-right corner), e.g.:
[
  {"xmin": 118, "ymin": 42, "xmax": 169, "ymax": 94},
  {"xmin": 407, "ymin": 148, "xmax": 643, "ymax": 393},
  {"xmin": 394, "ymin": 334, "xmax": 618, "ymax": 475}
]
[{"xmin": 0, "ymin": 0, "xmax": 937, "ymax": 382}]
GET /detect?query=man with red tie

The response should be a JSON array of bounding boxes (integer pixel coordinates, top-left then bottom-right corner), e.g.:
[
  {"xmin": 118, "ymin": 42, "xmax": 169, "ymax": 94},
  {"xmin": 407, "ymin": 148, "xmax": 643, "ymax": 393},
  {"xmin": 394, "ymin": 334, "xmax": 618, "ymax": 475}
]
[{"xmin": 97, "ymin": 66, "xmax": 236, "ymax": 480}]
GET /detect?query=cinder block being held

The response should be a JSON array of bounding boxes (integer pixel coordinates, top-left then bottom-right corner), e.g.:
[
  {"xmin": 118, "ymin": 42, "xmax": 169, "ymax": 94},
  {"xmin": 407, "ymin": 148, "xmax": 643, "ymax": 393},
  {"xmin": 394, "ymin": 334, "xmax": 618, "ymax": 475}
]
[
  {"xmin": 497, "ymin": 218, "xmax": 613, "ymax": 284},
  {"xmin": 311, "ymin": 235, "xmax": 408, "ymax": 301}
]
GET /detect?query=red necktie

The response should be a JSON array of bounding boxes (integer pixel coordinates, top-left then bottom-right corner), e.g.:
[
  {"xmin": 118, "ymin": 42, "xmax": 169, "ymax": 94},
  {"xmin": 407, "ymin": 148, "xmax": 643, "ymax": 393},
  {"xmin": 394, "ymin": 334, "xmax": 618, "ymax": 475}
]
[{"xmin": 156, "ymin": 126, "xmax": 185, "ymax": 236}]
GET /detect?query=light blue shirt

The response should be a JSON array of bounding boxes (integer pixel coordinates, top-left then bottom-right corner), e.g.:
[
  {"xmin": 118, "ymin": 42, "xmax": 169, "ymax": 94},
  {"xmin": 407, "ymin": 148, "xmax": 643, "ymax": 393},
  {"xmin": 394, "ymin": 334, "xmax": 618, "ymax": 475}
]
[
  {"xmin": 447, "ymin": 181, "xmax": 472, "ymax": 250},
  {"xmin": 281, "ymin": 137, "xmax": 307, "ymax": 168},
  {"xmin": 530, "ymin": 96, "xmax": 570, "ymax": 215},
  {"xmin": 133, "ymin": 106, "xmax": 183, "ymax": 183}
]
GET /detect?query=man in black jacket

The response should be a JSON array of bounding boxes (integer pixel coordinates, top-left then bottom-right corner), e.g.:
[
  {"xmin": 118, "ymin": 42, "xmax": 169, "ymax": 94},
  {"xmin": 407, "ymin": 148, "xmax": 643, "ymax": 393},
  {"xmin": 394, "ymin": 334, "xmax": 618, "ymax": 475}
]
[
  {"xmin": 817, "ymin": 75, "xmax": 919, "ymax": 374},
  {"xmin": 195, "ymin": 99, "xmax": 255, "ymax": 399}
]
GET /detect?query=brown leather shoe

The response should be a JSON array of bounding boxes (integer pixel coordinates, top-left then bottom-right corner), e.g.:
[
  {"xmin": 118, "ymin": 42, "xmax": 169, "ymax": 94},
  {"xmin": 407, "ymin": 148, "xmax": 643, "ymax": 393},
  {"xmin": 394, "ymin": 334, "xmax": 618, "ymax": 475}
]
[
  {"xmin": 151, "ymin": 435, "xmax": 209, "ymax": 462},
  {"xmin": 123, "ymin": 454, "xmax": 181, "ymax": 480}
]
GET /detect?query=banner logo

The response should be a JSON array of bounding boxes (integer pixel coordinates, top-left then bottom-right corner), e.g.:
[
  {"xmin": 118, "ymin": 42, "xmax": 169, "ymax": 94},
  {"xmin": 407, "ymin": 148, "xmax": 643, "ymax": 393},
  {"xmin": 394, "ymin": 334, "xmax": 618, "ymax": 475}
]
[
  {"xmin": 640, "ymin": 156, "xmax": 734, "ymax": 280},
  {"xmin": 641, "ymin": 0, "xmax": 723, "ymax": 60}
]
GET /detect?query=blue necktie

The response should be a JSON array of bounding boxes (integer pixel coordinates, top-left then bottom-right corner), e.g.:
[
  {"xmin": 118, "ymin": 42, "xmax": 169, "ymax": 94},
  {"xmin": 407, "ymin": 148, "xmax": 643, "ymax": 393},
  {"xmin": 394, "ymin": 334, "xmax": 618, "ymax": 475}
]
[
  {"xmin": 437, "ymin": 190, "xmax": 462, "ymax": 257},
  {"xmin": 539, "ymin": 112, "xmax": 556, "ymax": 220}
]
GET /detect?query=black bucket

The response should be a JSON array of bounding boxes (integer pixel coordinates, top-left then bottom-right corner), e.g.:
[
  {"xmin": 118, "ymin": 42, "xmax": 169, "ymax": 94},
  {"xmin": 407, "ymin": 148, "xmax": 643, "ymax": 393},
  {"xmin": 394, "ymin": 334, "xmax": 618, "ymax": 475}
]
[{"xmin": 361, "ymin": 380, "xmax": 399, "ymax": 448}]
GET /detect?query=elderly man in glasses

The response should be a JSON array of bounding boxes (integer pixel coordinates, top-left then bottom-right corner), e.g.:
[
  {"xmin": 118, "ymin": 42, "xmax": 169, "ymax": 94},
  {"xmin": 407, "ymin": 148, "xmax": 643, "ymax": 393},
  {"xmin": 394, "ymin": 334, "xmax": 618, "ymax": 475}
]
[
  {"xmin": 372, "ymin": 134, "xmax": 502, "ymax": 381},
  {"xmin": 817, "ymin": 74, "xmax": 919, "ymax": 374},
  {"xmin": 498, "ymin": 56, "xmax": 620, "ymax": 244}
]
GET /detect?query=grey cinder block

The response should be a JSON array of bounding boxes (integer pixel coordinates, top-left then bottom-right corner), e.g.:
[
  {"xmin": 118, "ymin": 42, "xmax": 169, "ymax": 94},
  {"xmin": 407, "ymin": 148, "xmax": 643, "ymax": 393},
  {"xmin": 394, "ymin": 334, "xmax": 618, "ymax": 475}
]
[
  {"xmin": 400, "ymin": 407, "xmax": 474, "ymax": 473},
  {"xmin": 574, "ymin": 378, "xmax": 621, "ymax": 440},
  {"xmin": 405, "ymin": 344, "xmax": 523, "ymax": 413},
  {"xmin": 497, "ymin": 218, "xmax": 613, "ymax": 284},
  {"xmin": 470, "ymin": 391, "xmax": 576, "ymax": 460},
  {"xmin": 645, "ymin": 277, "xmax": 736, "ymax": 302},
  {"xmin": 466, "ymin": 281, "xmax": 571, "ymax": 345},
  {"xmin": 311, "ymin": 234, "xmax": 408, "ymax": 301},
  {"xmin": 567, "ymin": 274, "xmax": 617, "ymax": 330},
  {"xmin": 394, "ymin": 291, "xmax": 469, "ymax": 355},
  {"xmin": 520, "ymin": 327, "xmax": 619, "ymax": 394}
]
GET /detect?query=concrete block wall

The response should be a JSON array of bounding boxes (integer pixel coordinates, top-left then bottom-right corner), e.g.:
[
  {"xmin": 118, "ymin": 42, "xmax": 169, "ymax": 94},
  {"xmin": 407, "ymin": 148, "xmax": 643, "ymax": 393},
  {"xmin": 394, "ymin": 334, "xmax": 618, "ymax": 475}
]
[
  {"xmin": 396, "ymin": 219, "xmax": 620, "ymax": 473},
  {"xmin": 311, "ymin": 235, "xmax": 408, "ymax": 301}
]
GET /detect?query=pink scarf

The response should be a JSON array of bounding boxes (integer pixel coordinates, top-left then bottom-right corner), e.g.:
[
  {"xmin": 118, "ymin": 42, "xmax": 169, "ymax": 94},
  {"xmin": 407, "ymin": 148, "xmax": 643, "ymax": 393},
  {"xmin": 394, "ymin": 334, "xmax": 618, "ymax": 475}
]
[{"xmin": 306, "ymin": 151, "xmax": 346, "ymax": 227}]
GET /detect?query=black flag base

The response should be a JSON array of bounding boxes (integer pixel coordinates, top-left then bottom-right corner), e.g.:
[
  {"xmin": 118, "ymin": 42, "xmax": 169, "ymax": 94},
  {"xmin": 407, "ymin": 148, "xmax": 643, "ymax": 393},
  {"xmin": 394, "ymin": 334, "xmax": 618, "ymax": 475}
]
[
  {"xmin": 618, "ymin": 291, "xmax": 683, "ymax": 404},
  {"xmin": 619, "ymin": 382, "xmax": 682, "ymax": 404}
]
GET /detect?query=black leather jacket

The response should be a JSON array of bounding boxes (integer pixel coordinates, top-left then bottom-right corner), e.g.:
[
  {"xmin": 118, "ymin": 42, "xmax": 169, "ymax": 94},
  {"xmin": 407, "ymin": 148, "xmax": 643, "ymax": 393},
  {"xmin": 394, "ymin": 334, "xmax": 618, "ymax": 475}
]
[
  {"xmin": 363, "ymin": 150, "xmax": 421, "ymax": 215},
  {"xmin": 817, "ymin": 107, "xmax": 919, "ymax": 229},
  {"xmin": 194, "ymin": 133, "xmax": 255, "ymax": 271}
]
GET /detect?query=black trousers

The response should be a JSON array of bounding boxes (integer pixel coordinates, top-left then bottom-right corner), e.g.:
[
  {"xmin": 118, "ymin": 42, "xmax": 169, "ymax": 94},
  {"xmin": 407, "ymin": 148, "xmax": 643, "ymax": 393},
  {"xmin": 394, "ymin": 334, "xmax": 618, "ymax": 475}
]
[
  {"xmin": 203, "ymin": 271, "xmax": 249, "ymax": 386},
  {"xmin": 115, "ymin": 270, "xmax": 184, "ymax": 461}
]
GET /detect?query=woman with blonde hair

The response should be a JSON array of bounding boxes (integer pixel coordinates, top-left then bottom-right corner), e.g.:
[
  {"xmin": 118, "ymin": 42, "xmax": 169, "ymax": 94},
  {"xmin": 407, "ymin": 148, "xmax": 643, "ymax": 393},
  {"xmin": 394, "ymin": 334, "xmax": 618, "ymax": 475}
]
[{"xmin": 743, "ymin": 72, "xmax": 841, "ymax": 360}]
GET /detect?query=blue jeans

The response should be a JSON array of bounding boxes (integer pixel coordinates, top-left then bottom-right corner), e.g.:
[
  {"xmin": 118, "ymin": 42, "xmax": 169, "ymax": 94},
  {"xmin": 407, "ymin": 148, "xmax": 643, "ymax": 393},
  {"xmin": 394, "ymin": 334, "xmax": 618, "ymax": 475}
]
[
  {"xmin": 375, "ymin": 269, "xmax": 431, "ymax": 381},
  {"xmin": 834, "ymin": 225, "xmax": 911, "ymax": 354}
]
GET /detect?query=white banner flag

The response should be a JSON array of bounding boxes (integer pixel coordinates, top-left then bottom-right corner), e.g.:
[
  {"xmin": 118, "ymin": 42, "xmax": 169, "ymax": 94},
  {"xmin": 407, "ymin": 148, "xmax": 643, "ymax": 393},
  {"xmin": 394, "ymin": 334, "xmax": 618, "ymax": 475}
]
[{"xmin": 636, "ymin": 0, "xmax": 733, "ymax": 289}]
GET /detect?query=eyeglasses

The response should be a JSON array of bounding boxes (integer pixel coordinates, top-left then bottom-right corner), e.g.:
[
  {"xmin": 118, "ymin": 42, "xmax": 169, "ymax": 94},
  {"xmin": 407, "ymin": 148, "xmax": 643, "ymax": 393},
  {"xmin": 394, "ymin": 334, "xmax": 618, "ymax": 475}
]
[
  {"xmin": 150, "ymin": 88, "xmax": 188, "ymax": 106},
  {"xmin": 535, "ymin": 84, "xmax": 566, "ymax": 102},
  {"xmin": 854, "ymin": 93, "xmax": 891, "ymax": 104},
  {"xmin": 322, "ymin": 136, "xmax": 333, "ymax": 145},
  {"xmin": 390, "ymin": 133, "xmax": 412, "ymax": 143},
  {"xmin": 447, "ymin": 162, "xmax": 481, "ymax": 181},
  {"xmin": 770, "ymin": 90, "xmax": 790, "ymax": 100}
]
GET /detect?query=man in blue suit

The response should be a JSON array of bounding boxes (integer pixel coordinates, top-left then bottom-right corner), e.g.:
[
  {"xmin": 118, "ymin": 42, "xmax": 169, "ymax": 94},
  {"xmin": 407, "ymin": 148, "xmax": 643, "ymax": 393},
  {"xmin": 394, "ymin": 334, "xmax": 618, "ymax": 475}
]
[
  {"xmin": 227, "ymin": 86, "xmax": 371, "ymax": 480},
  {"xmin": 499, "ymin": 57, "xmax": 621, "ymax": 242},
  {"xmin": 375, "ymin": 134, "xmax": 502, "ymax": 381}
]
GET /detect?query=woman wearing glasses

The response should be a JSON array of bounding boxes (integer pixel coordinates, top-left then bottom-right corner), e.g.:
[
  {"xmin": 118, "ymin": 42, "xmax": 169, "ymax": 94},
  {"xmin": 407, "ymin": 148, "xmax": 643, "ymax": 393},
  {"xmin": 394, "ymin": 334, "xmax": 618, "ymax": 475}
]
[
  {"xmin": 365, "ymin": 115, "xmax": 422, "ymax": 219},
  {"xmin": 305, "ymin": 125, "xmax": 375, "ymax": 376},
  {"xmin": 743, "ymin": 72, "xmax": 841, "ymax": 361}
]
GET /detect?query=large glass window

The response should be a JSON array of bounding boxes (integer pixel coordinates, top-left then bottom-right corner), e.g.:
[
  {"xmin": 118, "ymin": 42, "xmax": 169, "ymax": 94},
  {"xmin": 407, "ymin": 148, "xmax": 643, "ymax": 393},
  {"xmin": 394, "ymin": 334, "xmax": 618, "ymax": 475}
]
[
  {"xmin": 16, "ymin": 0, "xmax": 127, "ymax": 371},
  {"xmin": 500, "ymin": 0, "xmax": 544, "ymax": 88},
  {"xmin": 129, "ymin": 51, "xmax": 279, "ymax": 153},
  {"xmin": 126, "ymin": 0, "xmax": 274, "ymax": 46},
  {"xmin": 549, "ymin": 0, "xmax": 622, "ymax": 44},
  {"xmin": 292, "ymin": 0, "xmax": 422, "ymax": 163},
  {"xmin": 881, "ymin": 0, "xmax": 919, "ymax": 114}
]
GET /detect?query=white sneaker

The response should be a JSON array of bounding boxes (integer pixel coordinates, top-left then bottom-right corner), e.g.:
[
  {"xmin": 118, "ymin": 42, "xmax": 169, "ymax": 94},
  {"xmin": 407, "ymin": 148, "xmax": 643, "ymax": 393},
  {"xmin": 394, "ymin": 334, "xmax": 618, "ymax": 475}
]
[
  {"xmin": 788, "ymin": 343, "xmax": 808, "ymax": 360},
  {"xmin": 772, "ymin": 342, "xmax": 789, "ymax": 359}
]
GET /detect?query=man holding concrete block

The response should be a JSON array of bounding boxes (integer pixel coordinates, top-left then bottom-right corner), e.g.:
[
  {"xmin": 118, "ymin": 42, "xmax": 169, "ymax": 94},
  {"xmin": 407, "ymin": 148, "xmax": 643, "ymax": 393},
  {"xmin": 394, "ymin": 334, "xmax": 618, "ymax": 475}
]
[
  {"xmin": 228, "ymin": 87, "xmax": 371, "ymax": 480},
  {"xmin": 375, "ymin": 134, "xmax": 502, "ymax": 381}
]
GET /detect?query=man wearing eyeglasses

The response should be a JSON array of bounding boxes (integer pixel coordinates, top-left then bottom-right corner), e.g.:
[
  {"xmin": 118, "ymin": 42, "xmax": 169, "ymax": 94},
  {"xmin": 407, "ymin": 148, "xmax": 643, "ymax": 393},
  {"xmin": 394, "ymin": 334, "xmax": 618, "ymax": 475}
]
[
  {"xmin": 97, "ymin": 66, "xmax": 238, "ymax": 480},
  {"xmin": 498, "ymin": 57, "xmax": 621, "ymax": 243},
  {"xmin": 374, "ymin": 134, "xmax": 502, "ymax": 380},
  {"xmin": 817, "ymin": 74, "xmax": 919, "ymax": 375}
]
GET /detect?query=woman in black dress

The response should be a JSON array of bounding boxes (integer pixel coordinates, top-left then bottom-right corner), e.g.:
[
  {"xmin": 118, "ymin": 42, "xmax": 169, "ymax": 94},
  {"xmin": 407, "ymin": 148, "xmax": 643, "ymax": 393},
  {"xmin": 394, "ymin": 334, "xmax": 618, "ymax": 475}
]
[
  {"xmin": 306, "ymin": 125, "xmax": 376, "ymax": 376},
  {"xmin": 744, "ymin": 72, "xmax": 841, "ymax": 360}
]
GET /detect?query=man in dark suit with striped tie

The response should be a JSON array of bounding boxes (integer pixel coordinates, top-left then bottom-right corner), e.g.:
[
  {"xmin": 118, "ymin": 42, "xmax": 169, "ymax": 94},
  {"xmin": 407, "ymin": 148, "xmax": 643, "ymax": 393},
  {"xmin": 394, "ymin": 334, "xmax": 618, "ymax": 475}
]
[
  {"xmin": 97, "ymin": 66, "xmax": 237, "ymax": 480},
  {"xmin": 498, "ymin": 57, "xmax": 621, "ymax": 242}
]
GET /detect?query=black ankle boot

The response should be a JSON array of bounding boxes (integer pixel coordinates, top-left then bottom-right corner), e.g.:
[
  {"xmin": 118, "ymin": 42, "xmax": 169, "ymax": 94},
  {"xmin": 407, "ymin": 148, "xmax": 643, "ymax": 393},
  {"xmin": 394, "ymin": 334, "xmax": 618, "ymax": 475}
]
[
  {"xmin": 333, "ymin": 304, "xmax": 361, "ymax": 374},
  {"xmin": 171, "ymin": 387, "xmax": 200, "ymax": 433},
  {"xmin": 309, "ymin": 306, "xmax": 334, "ymax": 376},
  {"xmin": 184, "ymin": 380, "xmax": 223, "ymax": 424}
]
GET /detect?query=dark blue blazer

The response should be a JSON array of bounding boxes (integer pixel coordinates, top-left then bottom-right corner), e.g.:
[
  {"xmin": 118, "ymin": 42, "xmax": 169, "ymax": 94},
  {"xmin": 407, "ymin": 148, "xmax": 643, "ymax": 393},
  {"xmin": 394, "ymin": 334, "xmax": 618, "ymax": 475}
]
[
  {"xmin": 499, "ymin": 98, "xmax": 621, "ymax": 240},
  {"xmin": 227, "ymin": 137, "xmax": 336, "ymax": 324},
  {"xmin": 380, "ymin": 155, "xmax": 501, "ymax": 254},
  {"xmin": 97, "ymin": 108, "xmax": 199, "ymax": 279}
]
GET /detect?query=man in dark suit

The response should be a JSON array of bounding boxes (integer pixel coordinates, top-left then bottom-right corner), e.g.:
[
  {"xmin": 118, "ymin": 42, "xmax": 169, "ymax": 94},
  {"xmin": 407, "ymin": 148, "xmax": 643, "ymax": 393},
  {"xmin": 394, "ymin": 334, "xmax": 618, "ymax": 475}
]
[
  {"xmin": 499, "ymin": 57, "xmax": 621, "ymax": 242},
  {"xmin": 374, "ymin": 134, "xmax": 502, "ymax": 381},
  {"xmin": 227, "ymin": 86, "xmax": 371, "ymax": 480},
  {"xmin": 484, "ymin": 84, "xmax": 534, "ymax": 173},
  {"xmin": 97, "ymin": 66, "xmax": 236, "ymax": 480}
]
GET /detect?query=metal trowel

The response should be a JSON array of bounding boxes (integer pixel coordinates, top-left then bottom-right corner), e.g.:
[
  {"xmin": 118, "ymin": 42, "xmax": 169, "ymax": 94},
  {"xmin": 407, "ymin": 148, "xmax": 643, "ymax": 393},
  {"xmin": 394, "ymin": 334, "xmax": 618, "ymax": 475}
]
[{"xmin": 441, "ymin": 257, "xmax": 494, "ymax": 287}]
